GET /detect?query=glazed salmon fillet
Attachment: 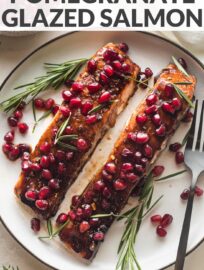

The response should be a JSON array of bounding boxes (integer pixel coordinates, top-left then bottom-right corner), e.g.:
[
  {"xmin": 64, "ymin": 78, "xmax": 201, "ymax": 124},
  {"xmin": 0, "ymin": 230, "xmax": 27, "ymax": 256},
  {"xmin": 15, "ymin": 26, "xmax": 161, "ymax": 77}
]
[
  {"xmin": 59, "ymin": 64, "xmax": 196, "ymax": 259},
  {"xmin": 15, "ymin": 43, "xmax": 140, "ymax": 219}
]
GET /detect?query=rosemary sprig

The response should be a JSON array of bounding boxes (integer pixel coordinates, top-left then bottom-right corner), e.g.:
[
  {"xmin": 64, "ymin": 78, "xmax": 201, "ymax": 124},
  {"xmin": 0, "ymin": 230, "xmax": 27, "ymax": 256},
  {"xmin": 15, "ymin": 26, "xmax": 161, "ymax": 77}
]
[
  {"xmin": 39, "ymin": 219, "xmax": 69, "ymax": 240},
  {"xmin": 0, "ymin": 58, "xmax": 88, "ymax": 113},
  {"xmin": 172, "ymin": 56, "xmax": 189, "ymax": 77},
  {"xmin": 174, "ymin": 82, "xmax": 192, "ymax": 85},
  {"xmin": 155, "ymin": 170, "xmax": 187, "ymax": 182},
  {"xmin": 173, "ymin": 83, "xmax": 194, "ymax": 108},
  {"xmin": 2, "ymin": 266, "xmax": 19, "ymax": 270},
  {"xmin": 32, "ymin": 109, "xmax": 52, "ymax": 133},
  {"xmin": 88, "ymin": 100, "xmax": 115, "ymax": 115}
]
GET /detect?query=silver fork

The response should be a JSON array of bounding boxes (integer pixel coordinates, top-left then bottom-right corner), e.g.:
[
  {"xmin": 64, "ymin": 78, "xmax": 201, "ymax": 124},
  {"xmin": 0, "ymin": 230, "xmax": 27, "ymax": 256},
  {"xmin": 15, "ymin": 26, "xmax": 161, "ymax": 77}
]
[{"xmin": 174, "ymin": 99, "xmax": 204, "ymax": 270}]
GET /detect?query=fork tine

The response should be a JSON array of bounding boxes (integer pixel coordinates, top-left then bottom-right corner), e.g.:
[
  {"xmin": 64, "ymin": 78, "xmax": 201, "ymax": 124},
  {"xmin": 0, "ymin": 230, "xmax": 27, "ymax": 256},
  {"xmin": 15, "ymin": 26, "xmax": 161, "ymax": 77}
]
[
  {"xmin": 198, "ymin": 100, "xmax": 204, "ymax": 152},
  {"xmin": 186, "ymin": 100, "xmax": 198, "ymax": 150},
  {"xmin": 195, "ymin": 100, "xmax": 204, "ymax": 151}
]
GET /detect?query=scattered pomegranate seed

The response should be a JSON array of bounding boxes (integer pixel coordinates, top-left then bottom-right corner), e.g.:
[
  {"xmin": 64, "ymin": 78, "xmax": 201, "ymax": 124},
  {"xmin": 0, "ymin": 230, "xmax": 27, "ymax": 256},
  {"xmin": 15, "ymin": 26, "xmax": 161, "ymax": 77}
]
[
  {"xmin": 152, "ymin": 114, "xmax": 161, "ymax": 126},
  {"xmin": 162, "ymin": 102, "xmax": 175, "ymax": 114},
  {"xmin": 118, "ymin": 42, "xmax": 129, "ymax": 52},
  {"xmin": 40, "ymin": 155, "xmax": 50, "ymax": 168},
  {"xmin": 146, "ymin": 94, "xmax": 158, "ymax": 106},
  {"xmin": 175, "ymin": 151, "xmax": 184, "ymax": 164},
  {"xmin": 145, "ymin": 67, "xmax": 153, "ymax": 78},
  {"xmin": 41, "ymin": 169, "xmax": 52, "ymax": 180},
  {"xmin": 103, "ymin": 49, "xmax": 118, "ymax": 61},
  {"xmin": 164, "ymin": 84, "xmax": 174, "ymax": 98},
  {"xmin": 34, "ymin": 98, "xmax": 44, "ymax": 109},
  {"xmin": 152, "ymin": 165, "xmax": 165, "ymax": 177},
  {"xmin": 72, "ymin": 82, "xmax": 84, "ymax": 92},
  {"xmin": 18, "ymin": 143, "xmax": 31, "ymax": 155},
  {"xmin": 183, "ymin": 110, "xmax": 193, "ymax": 123},
  {"xmin": 94, "ymin": 180, "xmax": 105, "ymax": 191},
  {"xmin": 45, "ymin": 98, "xmax": 55, "ymax": 110},
  {"xmin": 40, "ymin": 142, "xmax": 51, "ymax": 154},
  {"xmin": 69, "ymin": 97, "xmax": 82, "ymax": 108},
  {"xmin": 21, "ymin": 152, "xmax": 30, "ymax": 161},
  {"xmin": 98, "ymin": 91, "xmax": 111, "ymax": 104},
  {"xmin": 180, "ymin": 188, "xmax": 190, "ymax": 200},
  {"xmin": 59, "ymin": 106, "xmax": 70, "ymax": 117},
  {"xmin": 18, "ymin": 122, "xmax": 29, "ymax": 134},
  {"xmin": 31, "ymin": 218, "xmax": 41, "ymax": 232},
  {"xmin": 14, "ymin": 110, "xmax": 23, "ymax": 120},
  {"xmin": 87, "ymin": 82, "xmax": 101, "ymax": 94},
  {"xmin": 68, "ymin": 210, "xmax": 76, "ymax": 221},
  {"xmin": 77, "ymin": 138, "xmax": 88, "ymax": 151},
  {"xmin": 122, "ymin": 163, "xmax": 133, "ymax": 172},
  {"xmin": 195, "ymin": 186, "xmax": 204, "ymax": 197},
  {"xmin": 112, "ymin": 60, "xmax": 122, "ymax": 71},
  {"xmin": 35, "ymin": 199, "xmax": 48, "ymax": 211},
  {"xmin": 87, "ymin": 59, "xmax": 97, "ymax": 73},
  {"xmin": 136, "ymin": 131, "xmax": 149, "ymax": 144},
  {"xmin": 4, "ymin": 130, "xmax": 15, "ymax": 143},
  {"xmin": 62, "ymin": 89, "xmax": 73, "ymax": 101},
  {"xmin": 151, "ymin": 215, "xmax": 162, "ymax": 224},
  {"xmin": 160, "ymin": 214, "xmax": 173, "ymax": 228},
  {"xmin": 156, "ymin": 124, "xmax": 166, "ymax": 137},
  {"xmin": 86, "ymin": 115, "xmax": 97, "ymax": 125},
  {"xmin": 104, "ymin": 162, "xmax": 117, "ymax": 174},
  {"xmin": 169, "ymin": 142, "xmax": 182, "ymax": 152},
  {"xmin": 17, "ymin": 101, "xmax": 26, "ymax": 110},
  {"xmin": 156, "ymin": 225, "xmax": 167, "ymax": 237},
  {"xmin": 178, "ymin": 58, "xmax": 187, "ymax": 69},
  {"xmin": 136, "ymin": 114, "xmax": 147, "ymax": 124},
  {"xmin": 38, "ymin": 186, "xmax": 51, "ymax": 200},
  {"xmin": 145, "ymin": 105, "xmax": 157, "ymax": 115},
  {"xmin": 56, "ymin": 213, "xmax": 68, "ymax": 224},
  {"xmin": 99, "ymin": 72, "xmax": 109, "ymax": 85},
  {"xmin": 93, "ymin": 231, "xmax": 105, "ymax": 241},
  {"xmin": 9, "ymin": 145, "xmax": 20, "ymax": 161},
  {"xmin": 49, "ymin": 178, "xmax": 60, "ymax": 190},
  {"xmin": 52, "ymin": 104, "xmax": 59, "ymax": 115},
  {"xmin": 7, "ymin": 116, "xmax": 18, "ymax": 127},
  {"xmin": 81, "ymin": 101, "xmax": 93, "ymax": 116},
  {"xmin": 104, "ymin": 65, "xmax": 114, "ymax": 77},
  {"xmin": 113, "ymin": 179, "xmax": 127, "ymax": 191},
  {"xmin": 2, "ymin": 143, "xmax": 13, "ymax": 154},
  {"xmin": 25, "ymin": 190, "xmax": 37, "ymax": 201},
  {"xmin": 172, "ymin": 98, "xmax": 181, "ymax": 111}
]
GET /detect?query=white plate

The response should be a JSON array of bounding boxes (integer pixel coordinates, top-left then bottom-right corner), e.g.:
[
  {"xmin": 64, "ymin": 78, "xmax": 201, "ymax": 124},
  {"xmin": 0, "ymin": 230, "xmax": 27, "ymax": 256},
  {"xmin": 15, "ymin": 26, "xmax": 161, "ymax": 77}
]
[{"xmin": 0, "ymin": 32, "xmax": 204, "ymax": 270}]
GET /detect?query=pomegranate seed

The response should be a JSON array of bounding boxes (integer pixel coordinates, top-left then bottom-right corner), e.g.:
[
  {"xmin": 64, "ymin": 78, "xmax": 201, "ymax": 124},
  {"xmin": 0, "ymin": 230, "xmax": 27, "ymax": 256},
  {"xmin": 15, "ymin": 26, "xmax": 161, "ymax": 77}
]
[
  {"xmin": 136, "ymin": 114, "xmax": 147, "ymax": 124},
  {"xmin": 25, "ymin": 190, "xmax": 37, "ymax": 201},
  {"xmin": 117, "ymin": 54, "xmax": 125, "ymax": 63},
  {"xmin": 39, "ymin": 186, "xmax": 51, "ymax": 200},
  {"xmin": 134, "ymin": 151, "xmax": 142, "ymax": 163},
  {"xmin": 66, "ymin": 151, "xmax": 74, "ymax": 161},
  {"xmin": 104, "ymin": 162, "xmax": 116, "ymax": 174},
  {"xmin": 40, "ymin": 142, "xmax": 51, "ymax": 154},
  {"xmin": 65, "ymin": 126, "xmax": 73, "ymax": 135},
  {"xmin": 84, "ymin": 191, "xmax": 94, "ymax": 203},
  {"xmin": 35, "ymin": 200, "xmax": 48, "ymax": 211},
  {"xmin": 45, "ymin": 98, "xmax": 55, "ymax": 110},
  {"xmin": 156, "ymin": 124, "xmax": 166, "ymax": 137},
  {"xmin": 4, "ymin": 130, "xmax": 15, "ymax": 143},
  {"xmin": 72, "ymin": 82, "xmax": 84, "ymax": 93},
  {"xmin": 65, "ymin": 79, "xmax": 74, "ymax": 87},
  {"xmin": 52, "ymin": 105, "xmax": 59, "ymax": 115},
  {"xmin": 150, "ymin": 214, "xmax": 162, "ymax": 224},
  {"xmin": 81, "ymin": 101, "xmax": 93, "ymax": 116},
  {"xmin": 69, "ymin": 97, "xmax": 81, "ymax": 109},
  {"xmin": 136, "ymin": 131, "xmax": 149, "ymax": 144},
  {"xmin": 99, "ymin": 92, "xmax": 111, "ymax": 103},
  {"xmin": 172, "ymin": 98, "xmax": 181, "ymax": 110},
  {"xmin": 102, "ymin": 199, "xmax": 110, "ymax": 210},
  {"xmin": 75, "ymin": 208, "xmax": 83, "ymax": 221},
  {"xmin": 48, "ymin": 152, "xmax": 56, "ymax": 164},
  {"xmin": 21, "ymin": 152, "xmax": 30, "ymax": 161},
  {"xmin": 99, "ymin": 72, "xmax": 109, "ymax": 85},
  {"xmin": 104, "ymin": 65, "xmax": 114, "ymax": 77},
  {"xmin": 156, "ymin": 225, "xmax": 167, "ymax": 237},
  {"xmin": 41, "ymin": 169, "xmax": 52, "ymax": 180},
  {"xmin": 164, "ymin": 84, "xmax": 174, "ymax": 98},
  {"xmin": 18, "ymin": 122, "xmax": 29, "ymax": 134},
  {"xmin": 7, "ymin": 116, "xmax": 18, "ymax": 127},
  {"xmin": 135, "ymin": 164, "xmax": 145, "ymax": 174},
  {"xmin": 49, "ymin": 178, "xmax": 60, "ymax": 190},
  {"xmin": 178, "ymin": 58, "xmax": 187, "ymax": 69},
  {"xmin": 112, "ymin": 60, "xmax": 122, "ymax": 71},
  {"xmin": 8, "ymin": 145, "xmax": 20, "ymax": 161},
  {"xmin": 34, "ymin": 98, "xmax": 44, "ymax": 109},
  {"xmin": 14, "ymin": 110, "xmax": 23, "ymax": 120},
  {"xmin": 87, "ymin": 59, "xmax": 97, "ymax": 73},
  {"xmin": 128, "ymin": 132, "xmax": 137, "ymax": 142},
  {"xmin": 31, "ymin": 162, "xmax": 41, "ymax": 172},
  {"xmin": 94, "ymin": 180, "xmax": 105, "ymax": 191},
  {"xmin": 180, "ymin": 189, "xmax": 190, "ymax": 200},
  {"xmin": 21, "ymin": 160, "xmax": 31, "ymax": 172},
  {"xmin": 56, "ymin": 213, "xmax": 68, "ymax": 224},
  {"xmin": 55, "ymin": 150, "xmax": 66, "ymax": 161},
  {"xmin": 141, "ymin": 157, "xmax": 148, "ymax": 167},
  {"xmin": 169, "ymin": 142, "xmax": 182, "ymax": 152},
  {"xmin": 175, "ymin": 151, "xmax": 184, "ymax": 164},
  {"xmin": 93, "ymin": 232, "xmax": 104, "ymax": 241},
  {"xmin": 146, "ymin": 94, "xmax": 158, "ymax": 106},
  {"xmin": 122, "ymin": 63, "xmax": 131, "ymax": 74},
  {"xmin": 62, "ymin": 89, "xmax": 73, "ymax": 101},
  {"xmin": 59, "ymin": 106, "xmax": 70, "ymax": 117},
  {"xmin": 82, "ymin": 204, "xmax": 92, "ymax": 218},
  {"xmin": 145, "ymin": 105, "xmax": 157, "ymax": 115},
  {"xmin": 31, "ymin": 218, "xmax": 40, "ymax": 232},
  {"xmin": 17, "ymin": 101, "xmax": 26, "ymax": 110},
  {"xmin": 143, "ymin": 144, "xmax": 153, "ymax": 158},
  {"xmin": 103, "ymin": 49, "xmax": 118, "ymax": 61},
  {"xmin": 160, "ymin": 214, "xmax": 173, "ymax": 228},
  {"xmin": 121, "ymin": 148, "xmax": 134, "ymax": 160},
  {"xmin": 103, "ymin": 187, "xmax": 112, "ymax": 198},
  {"xmin": 86, "ymin": 115, "xmax": 97, "ymax": 125},
  {"xmin": 152, "ymin": 114, "xmax": 161, "ymax": 126},
  {"xmin": 102, "ymin": 170, "xmax": 113, "ymax": 181},
  {"xmin": 18, "ymin": 143, "xmax": 31, "ymax": 155},
  {"xmin": 90, "ymin": 218, "xmax": 100, "ymax": 228},
  {"xmin": 195, "ymin": 186, "xmax": 203, "ymax": 197},
  {"xmin": 40, "ymin": 155, "xmax": 50, "ymax": 168},
  {"xmin": 152, "ymin": 165, "xmax": 164, "ymax": 177},
  {"xmin": 77, "ymin": 138, "xmax": 88, "ymax": 151},
  {"xmin": 122, "ymin": 163, "xmax": 133, "ymax": 172},
  {"xmin": 126, "ymin": 173, "xmax": 139, "ymax": 183},
  {"xmin": 87, "ymin": 82, "xmax": 101, "ymax": 94},
  {"xmin": 145, "ymin": 67, "xmax": 153, "ymax": 78},
  {"xmin": 68, "ymin": 210, "xmax": 76, "ymax": 221},
  {"xmin": 182, "ymin": 110, "xmax": 193, "ymax": 122},
  {"xmin": 113, "ymin": 179, "xmax": 127, "ymax": 191},
  {"xmin": 2, "ymin": 143, "xmax": 13, "ymax": 154},
  {"xmin": 72, "ymin": 195, "xmax": 80, "ymax": 207},
  {"xmin": 79, "ymin": 221, "xmax": 90, "ymax": 233},
  {"xmin": 118, "ymin": 42, "xmax": 129, "ymax": 52},
  {"xmin": 58, "ymin": 162, "xmax": 66, "ymax": 175},
  {"xmin": 162, "ymin": 102, "xmax": 175, "ymax": 114}
]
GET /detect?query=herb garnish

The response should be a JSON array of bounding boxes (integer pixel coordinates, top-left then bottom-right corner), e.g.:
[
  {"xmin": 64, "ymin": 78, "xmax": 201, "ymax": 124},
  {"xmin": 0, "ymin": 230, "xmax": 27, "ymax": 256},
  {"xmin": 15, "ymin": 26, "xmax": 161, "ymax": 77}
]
[
  {"xmin": 39, "ymin": 219, "xmax": 69, "ymax": 240},
  {"xmin": 155, "ymin": 170, "xmax": 187, "ymax": 182},
  {"xmin": 172, "ymin": 56, "xmax": 189, "ymax": 77},
  {"xmin": 88, "ymin": 100, "xmax": 115, "ymax": 115},
  {"xmin": 32, "ymin": 109, "xmax": 52, "ymax": 133},
  {"xmin": 2, "ymin": 266, "xmax": 19, "ymax": 270},
  {"xmin": 0, "ymin": 58, "xmax": 88, "ymax": 113},
  {"xmin": 172, "ymin": 83, "xmax": 194, "ymax": 108}
]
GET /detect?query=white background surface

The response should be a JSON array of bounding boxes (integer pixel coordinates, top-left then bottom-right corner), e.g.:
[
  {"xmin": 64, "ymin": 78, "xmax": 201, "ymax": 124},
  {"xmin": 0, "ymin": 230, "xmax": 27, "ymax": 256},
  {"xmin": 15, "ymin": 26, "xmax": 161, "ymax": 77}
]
[{"xmin": 0, "ymin": 31, "xmax": 204, "ymax": 270}]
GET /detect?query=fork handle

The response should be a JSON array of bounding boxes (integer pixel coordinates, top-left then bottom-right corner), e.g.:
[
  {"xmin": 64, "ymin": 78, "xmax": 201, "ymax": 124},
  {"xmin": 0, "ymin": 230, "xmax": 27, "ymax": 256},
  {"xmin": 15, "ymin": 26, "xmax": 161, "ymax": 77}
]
[{"xmin": 174, "ymin": 188, "xmax": 195, "ymax": 270}]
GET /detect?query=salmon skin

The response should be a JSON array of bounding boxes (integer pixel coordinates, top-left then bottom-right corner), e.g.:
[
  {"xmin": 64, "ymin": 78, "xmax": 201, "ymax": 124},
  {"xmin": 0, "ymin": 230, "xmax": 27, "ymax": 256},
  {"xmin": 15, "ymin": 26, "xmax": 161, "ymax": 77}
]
[
  {"xmin": 14, "ymin": 43, "xmax": 140, "ymax": 219},
  {"xmin": 59, "ymin": 64, "xmax": 196, "ymax": 260}
]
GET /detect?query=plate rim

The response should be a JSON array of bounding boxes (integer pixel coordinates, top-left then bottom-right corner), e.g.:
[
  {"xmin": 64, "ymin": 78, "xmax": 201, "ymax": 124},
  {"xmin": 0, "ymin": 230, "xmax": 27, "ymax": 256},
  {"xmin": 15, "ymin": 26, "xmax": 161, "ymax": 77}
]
[{"xmin": 0, "ymin": 31, "xmax": 204, "ymax": 270}]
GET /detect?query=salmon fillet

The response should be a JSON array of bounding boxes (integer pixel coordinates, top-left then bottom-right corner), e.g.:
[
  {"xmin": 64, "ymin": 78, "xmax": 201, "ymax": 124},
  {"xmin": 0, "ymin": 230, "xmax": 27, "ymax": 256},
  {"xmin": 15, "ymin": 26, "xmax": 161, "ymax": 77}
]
[
  {"xmin": 59, "ymin": 64, "xmax": 196, "ymax": 259},
  {"xmin": 14, "ymin": 43, "xmax": 140, "ymax": 219}
]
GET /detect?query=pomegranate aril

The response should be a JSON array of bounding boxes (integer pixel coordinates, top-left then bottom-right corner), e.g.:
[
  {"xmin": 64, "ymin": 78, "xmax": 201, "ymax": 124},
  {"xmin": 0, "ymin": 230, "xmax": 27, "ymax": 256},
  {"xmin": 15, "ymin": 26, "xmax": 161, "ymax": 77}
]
[
  {"xmin": 162, "ymin": 102, "xmax": 175, "ymax": 114},
  {"xmin": 134, "ymin": 151, "xmax": 142, "ymax": 163},
  {"xmin": 112, "ymin": 60, "xmax": 122, "ymax": 71},
  {"xmin": 102, "ymin": 170, "xmax": 113, "ymax": 181},
  {"xmin": 62, "ymin": 89, "xmax": 73, "ymax": 101},
  {"xmin": 86, "ymin": 115, "xmax": 97, "ymax": 125},
  {"xmin": 4, "ymin": 130, "xmax": 14, "ymax": 143},
  {"xmin": 72, "ymin": 195, "xmax": 80, "ymax": 207},
  {"xmin": 113, "ymin": 179, "xmax": 127, "ymax": 191},
  {"xmin": 41, "ymin": 169, "xmax": 52, "ymax": 180},
  {"xmin": 145, "ymin": 67, "xmax": 153, "ymax": 78},
  {"xmin": 136, "ymin": 131, "xmax": 149, "ymax": 144},
  {"xmin": 126, "ymin": 173, "xmax": 139, "ymax": 183},
  {"xmin": 66, "ymin": 151, "xmax": 74, "ymax": 161},
  {"xmin": 21, "ymin": 152, "xmax": 30, "ymax": 161},
  {"xmin": 103, "ymin": 187, "xmax": 112, "ymax": 198},
  {"xmin": 135, "ymin": 164, "xmax": 145, "ymax": 174},
  {"xmin": 90, "ymin": 218, "xmax": 100, "ymax": 228},
  {"xmin": 34, "ymin": 98, "xmax": 44, "ymax": 109},
  {"xmin": 82, "ymin": 204, "xmax": 92, "ymax": 218},
  {"xmin": 169, "ymin": 142, "xmax": 182, "ymax": 152},
  {"xmin": 182, "ymin": 110, "xmax": 193, "ymax": 122},
  {"xmin": 49, "ymin": 178, "xmax": 60, "ymax": 190},
  {"xmin": 18, "ymin": 143, "xmax": 31, "ymax": 155},
  {"xmin": 9, "ymin": 145, "xmax": 20, "ymax": 161},
  {"xmin": 103, "ymin": 49, "xmax": 118, "ymax": 61},
  {"xmin": 31, "ymin": 162, "xmax": 41, "ymax": 172},
  {"xmin": 77, "ymin": 138, "xmax": 88, "ymax": 151},
  {"xmin": 40, "ymin": 142, "xmax": 51, "ymax": 154},
  {"xmin": 146, "ymin": 94, "xmax": 158, "ymax": 106},
  {"xmin": 195, "ymin": 186, "xmax": 203, "ymax": 197},
  {"xmin": 31, "ymin": 218, "xmax": 41, "ymax": 232},
  {"xmin": 45, "ymin": 98, "xmax": 55, "ymax": 110},
  {"xmin": 118, "ymin": 42, "xmax": 129, "ymax": 52},
  {"xmin": 178, "ymin": 58, "xmax": 187, "ymax": 69},
  {"xmin": 58, "ymin": 162, "xmax": 66, "ymax": 175},
  {"xmin": 104, "ymin": 65, "xmax": 114, "ymax": 77},
  {"xmin": 150, "ymin": 214, "xmax": 162, "ymax": 224},
  {"xmin": 21, "ymin": 160, "xmax": 31, "ymax": 172},
  {"xmin": 81, "ymin": 101, "xmax": 93, "ymax": 116},
  {"xmin": 39, "ymin": 186, "xmax": 51, "ymax": 200},
  {"xmin": 35, "ymin": 199, "xmax": 48, "ymax": 211},
  {"xmin": 48, "ymin": 152, "xmax": 56, "ymax": 164},
  {"xmin": 87, "ymin": 82, "xmax": 101, "ymax": 94},
  {"xmin": 65, "ymin": 126, "xmax": 74, "ymax": 135},
  {"xmin": 7, "ymin": 116, "xmax": 18, "ymax": 127},
  {"xmin": 98, "ymin": 91, "xmax": 111, "ymax": 104},
  {"xmin": 145, "ymin": 105, "xmax": 157, "ymax": 115},
  {"xmin": 143, "ymin": 144, "xmax": 153, "ymax": 158},
  {"xmin": 99, "ymin": 72, "xmax": 109, "ymax": 85},
  {"xmin": 93, "ymin": 232, "xmax": 104, "ymax": 241},
  {"xmin": 172, "ymin": 98, "xmax": 181, "ymax": 110},
  {"xmin": 94, "ymin": 180, "xmax": 105, "ymax": 191},
  {"xmin": 2, "ymin": 143, "xmax": 13, "ymax": 154},
  {"xmin": 14, "ymin": 110, "xmax": 23, "ymax": 120},
  {"xmin": 164, "ymin": 84, "xmax": 174, "ymax": 98},
  {"xmin": 65, "ymin": 79, "xmax": 74, "ymax": 87},
  {"xmin": 156, "ymin": 225, "xmax": 167, "ymax": 237},
  {"xmin": 87, "ymin": 59, "xmax": 97, "ymax": 73},
  {"xmin": 136, "ymin": 114, "xmax": 147, "ymax": 124},
  {"xmin": 68, "ymin": 210, "xmax": 76, "ymax": 221},
  {"xmin": 55, "ymin": 150, "xmax": 66, "ymax": 161},
  {"xmin": 121, "ymin": 163, "xmax": 133, "ymax": 172},
  {"xmin": 152, "ymin": 165, "xmax": 164, "ymax": 177},
  {"xmin": 160, "ymin": 214, "xmax": 173, "ymax": 228},
  {"xmin": 152, "ymin": 114, "xmax": 161, "ymax": 126},
  {"xmin": 175, "ymin": 151, "xmax": 184, "ymax": 164},
  {"xmin": 56, "ymin": 213, "xmax": 68, "ymax": 224},
  {"xmin": 60, "ymin": 106, "xmax": 71, "ymax": 117},
  {"xmin": 40, "ymin": 155, "xmax": 50, "ymax": 168},
  {"xmin": 18, "ymin": 122, "xmax": 29, "ymax": 134},
  {"xmin": 104, "ymin": 162, "xmax": 116, "ymax": 174},
  {"xmin": 79, "ymin": 221, "xmax": 90, "ymax": 233},
  {"xmin": 25, "ymin": 190, "xmax": 37, "ymax": 201},
  {"xmin": 72, "ymin": 82, "xmax": 84, "ymax": 92},
  {"xmin": 156, "ymin": 124, "xmax": 166, "ymax": 137},
  {"xmin": 84, "ymin": 191, "xmax": 94, "ymax": 203},
  {"xmin": 69, "ymin": 97, "xmax": 82, "ymax": 109},
  {"xmin": 17, "ymin": 101, "xmax": 26, "ymax": 110},
  {"xmin": 52, "ymin": 105, "xmax": 59, "ymax": 115},
  {"xmin": 180, "ymin": 189, "xmax": 190, "ymax": 200},
  {"xmin": 121, "ymin": 148, "xmax": 134, "ymax": 160}
]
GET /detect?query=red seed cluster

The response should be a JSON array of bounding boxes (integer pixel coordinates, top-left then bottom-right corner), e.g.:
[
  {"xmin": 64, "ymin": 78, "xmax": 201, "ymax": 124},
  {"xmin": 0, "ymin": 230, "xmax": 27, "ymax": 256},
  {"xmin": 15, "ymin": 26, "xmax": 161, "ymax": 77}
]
[{"xmin": 151, "ymin": 213, "xmax": 173, "ymax": 237}]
